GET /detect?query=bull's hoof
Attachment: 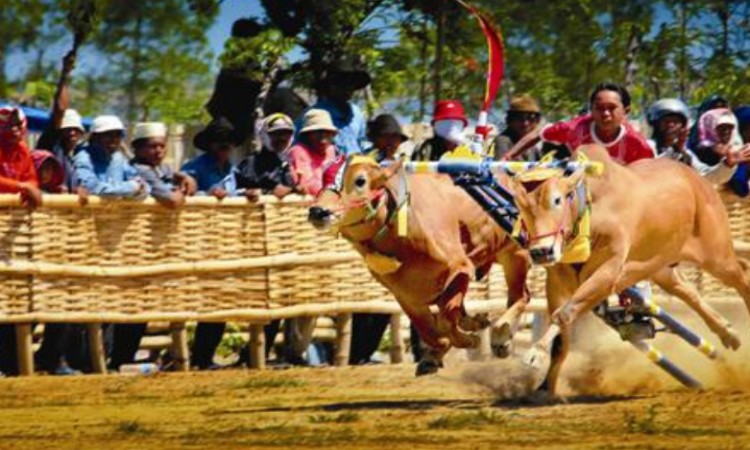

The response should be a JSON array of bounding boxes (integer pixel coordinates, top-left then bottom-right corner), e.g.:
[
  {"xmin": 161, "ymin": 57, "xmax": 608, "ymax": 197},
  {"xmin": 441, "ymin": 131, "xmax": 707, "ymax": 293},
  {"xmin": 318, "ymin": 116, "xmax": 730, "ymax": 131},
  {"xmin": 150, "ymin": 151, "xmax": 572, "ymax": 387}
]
[
  {"xmin": 415, "ymin": 359, "xmax": 443, "ymax": 377},
  {"xmin": 490, "ymin": 322, "xmax": 513, "ymax": 358},
  {"xmin": 720, "ymin": 326, "xmax": 741, "ymax": 351},
  {"xmin": 459, "ymin": 314, "xmax": 491, "ymax": 332},
  {"xmin": 491, "ymin": 340, "xmax": 513, "ymax": 359}
]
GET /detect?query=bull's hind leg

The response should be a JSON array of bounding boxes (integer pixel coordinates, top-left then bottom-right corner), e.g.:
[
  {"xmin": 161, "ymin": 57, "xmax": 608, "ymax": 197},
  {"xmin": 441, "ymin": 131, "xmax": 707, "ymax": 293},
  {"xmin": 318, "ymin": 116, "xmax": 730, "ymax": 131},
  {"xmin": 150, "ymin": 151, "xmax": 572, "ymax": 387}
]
[
  {"xmin": 436, "ymin": 273, "xmax": 481, "ymax": 349},
  {"xmin": 651, "ymin": 266, "xmax": 740, "ymax": 350},
  {"xmin": 702, "ymin": 256, "xmax": 750, "ymax": 327}
]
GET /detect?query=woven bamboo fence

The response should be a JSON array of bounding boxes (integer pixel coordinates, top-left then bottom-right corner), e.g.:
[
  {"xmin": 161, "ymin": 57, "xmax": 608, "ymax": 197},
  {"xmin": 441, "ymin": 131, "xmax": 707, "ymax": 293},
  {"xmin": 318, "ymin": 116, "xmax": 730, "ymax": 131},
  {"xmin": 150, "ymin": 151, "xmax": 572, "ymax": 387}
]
[{"xmin": 0, "ymin": 188, "xmax": 746, "ymax": 375}]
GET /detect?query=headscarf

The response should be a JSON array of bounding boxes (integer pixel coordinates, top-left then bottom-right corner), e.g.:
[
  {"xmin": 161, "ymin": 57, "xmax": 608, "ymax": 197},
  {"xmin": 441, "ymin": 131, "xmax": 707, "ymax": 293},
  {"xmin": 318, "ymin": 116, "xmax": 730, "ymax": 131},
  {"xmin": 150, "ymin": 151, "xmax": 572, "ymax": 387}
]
[
  {"xmin": 697, "ymin": 108, "xmax": 742, "ymax": 148},
  {"xmin": 31, "ymin": 150, "xmax": 64, "ymax": 191},
  {"xmin": 258, "ymin": 113, "xmax": 295, "ymax": 154},
  {"xmin": 0, "ymin": 107, "xmax": 28, "ymax": 147}
]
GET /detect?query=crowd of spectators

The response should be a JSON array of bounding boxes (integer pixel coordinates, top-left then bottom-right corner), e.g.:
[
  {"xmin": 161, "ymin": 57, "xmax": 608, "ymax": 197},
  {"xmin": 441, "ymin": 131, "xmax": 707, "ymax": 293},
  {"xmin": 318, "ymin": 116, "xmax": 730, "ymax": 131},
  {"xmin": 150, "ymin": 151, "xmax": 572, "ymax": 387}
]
[{"xmin": 2, "ymin": 48, "xmax": 750, "ymax": 377}]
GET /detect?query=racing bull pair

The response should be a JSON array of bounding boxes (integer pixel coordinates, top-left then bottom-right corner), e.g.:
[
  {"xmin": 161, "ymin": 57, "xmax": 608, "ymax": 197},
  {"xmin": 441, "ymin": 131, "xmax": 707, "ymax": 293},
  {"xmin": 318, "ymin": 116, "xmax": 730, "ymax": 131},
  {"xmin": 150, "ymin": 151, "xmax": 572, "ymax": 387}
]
[{"xmin": 309, "ymin": 144, "xmax": 750, "ymax": 396}]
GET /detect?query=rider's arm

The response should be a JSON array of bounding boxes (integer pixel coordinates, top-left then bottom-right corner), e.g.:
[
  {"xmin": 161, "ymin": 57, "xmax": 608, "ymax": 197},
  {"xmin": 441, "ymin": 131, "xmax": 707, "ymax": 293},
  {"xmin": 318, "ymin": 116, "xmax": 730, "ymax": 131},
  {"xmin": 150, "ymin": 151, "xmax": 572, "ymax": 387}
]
[{"xmin": 502, "ymin": 127, "xmax": 542, "ymax": 160}]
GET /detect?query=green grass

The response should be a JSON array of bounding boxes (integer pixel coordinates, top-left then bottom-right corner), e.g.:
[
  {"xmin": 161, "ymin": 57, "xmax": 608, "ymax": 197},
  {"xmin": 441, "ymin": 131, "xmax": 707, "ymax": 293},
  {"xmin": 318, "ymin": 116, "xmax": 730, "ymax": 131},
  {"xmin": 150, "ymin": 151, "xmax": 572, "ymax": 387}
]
[{"xmin": 428, "ymin": 409, "xmax": 505, "ymax": 430}]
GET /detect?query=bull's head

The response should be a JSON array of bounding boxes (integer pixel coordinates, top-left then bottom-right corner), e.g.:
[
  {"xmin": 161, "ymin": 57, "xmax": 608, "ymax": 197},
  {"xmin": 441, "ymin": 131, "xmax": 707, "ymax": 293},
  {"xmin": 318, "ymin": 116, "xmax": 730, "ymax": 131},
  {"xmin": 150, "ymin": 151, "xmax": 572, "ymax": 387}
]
[
  {"xmin": 308, "ymin": 156, "xmax": 402, "ymax": 235},
  {"xmin": 513, "ymin": 169, "xmax": 585, "ymax": 265}
]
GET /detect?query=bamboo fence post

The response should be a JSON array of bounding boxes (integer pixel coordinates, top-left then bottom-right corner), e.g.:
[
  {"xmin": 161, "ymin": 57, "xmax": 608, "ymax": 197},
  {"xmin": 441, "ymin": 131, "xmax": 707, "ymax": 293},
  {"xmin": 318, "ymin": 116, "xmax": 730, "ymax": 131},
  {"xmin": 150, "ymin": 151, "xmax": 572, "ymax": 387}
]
[
  {"xmin": 248, "ymin": 323, "xmax": 266, "ymax": 370},
  {"xmin": 389, "ymin": 314, "xmax": 404, "ymax": 364},
  {"xmin": 86, "ymin": 323, "xmax": 107, "ymax": 374},
  {"xmin": 15, "ymin": 324, "xmax": 33, "ymax": 376},
  {"xmin": 169, "ymin": 322, "xmax": 189, "ymax": 371},
  {"xmin": 334, "ymin": 313, "xmax": 352, "ymax": 367}
]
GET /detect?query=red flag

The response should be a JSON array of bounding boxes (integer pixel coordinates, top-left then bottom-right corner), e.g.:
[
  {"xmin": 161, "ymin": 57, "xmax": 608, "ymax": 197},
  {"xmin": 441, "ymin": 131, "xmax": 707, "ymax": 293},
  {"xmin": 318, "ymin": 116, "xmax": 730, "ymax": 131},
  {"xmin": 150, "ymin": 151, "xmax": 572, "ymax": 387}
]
[{"xmin": 455, "ymin": 0, "xmax": 504, "ymax": 138}]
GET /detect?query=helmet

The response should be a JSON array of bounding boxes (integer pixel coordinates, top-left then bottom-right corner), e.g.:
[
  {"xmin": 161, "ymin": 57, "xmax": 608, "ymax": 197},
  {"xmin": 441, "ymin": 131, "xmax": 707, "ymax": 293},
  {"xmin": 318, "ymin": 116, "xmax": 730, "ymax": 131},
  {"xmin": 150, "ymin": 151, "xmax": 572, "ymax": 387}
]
[
  {"xmin": 647, "ymin": 98, "xmax": 690, "ymax": 126},
  {"xmin": 432, "ymin": 100, "xmax": 468, "ymax": 125}
]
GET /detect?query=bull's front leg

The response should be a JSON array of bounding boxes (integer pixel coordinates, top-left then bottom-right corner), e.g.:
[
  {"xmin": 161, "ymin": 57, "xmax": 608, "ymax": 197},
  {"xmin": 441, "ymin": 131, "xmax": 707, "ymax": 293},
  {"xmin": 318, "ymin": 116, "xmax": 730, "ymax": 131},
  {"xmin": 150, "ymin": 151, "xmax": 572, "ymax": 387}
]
[{"xmin": 491, "ymin": 250, "xmax": 531, "ymax": 358}]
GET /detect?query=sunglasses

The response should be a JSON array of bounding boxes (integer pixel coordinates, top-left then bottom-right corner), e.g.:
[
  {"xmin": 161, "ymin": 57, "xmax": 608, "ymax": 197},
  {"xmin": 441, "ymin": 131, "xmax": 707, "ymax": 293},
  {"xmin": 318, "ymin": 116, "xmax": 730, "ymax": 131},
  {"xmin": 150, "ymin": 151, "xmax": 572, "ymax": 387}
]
[{"xmin": 508, "ymin": 112, "xmax": 541, "ymax": 122}]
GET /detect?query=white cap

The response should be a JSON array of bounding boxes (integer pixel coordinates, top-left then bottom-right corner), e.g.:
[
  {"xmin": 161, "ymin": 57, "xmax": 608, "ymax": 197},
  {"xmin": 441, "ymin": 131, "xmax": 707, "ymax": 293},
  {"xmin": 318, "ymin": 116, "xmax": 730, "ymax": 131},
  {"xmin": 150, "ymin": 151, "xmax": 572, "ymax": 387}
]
[
  {"xmin": 131, "ymin": 122, "xmax": 167, "ymax": 143},
  {"xmin": 61, "ymin": 109, "xmax": 84, "ymax": 131},
  {"xmin": 92, "ymin": 115, "xmax": 125, "ymax": 134}
]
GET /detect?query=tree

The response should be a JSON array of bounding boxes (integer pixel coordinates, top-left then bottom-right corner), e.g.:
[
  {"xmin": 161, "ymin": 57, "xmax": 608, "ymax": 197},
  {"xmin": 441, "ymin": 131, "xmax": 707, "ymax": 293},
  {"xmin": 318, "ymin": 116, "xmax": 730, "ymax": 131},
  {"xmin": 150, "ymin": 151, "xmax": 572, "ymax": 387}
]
[
  {"xmin": 92, "ymin": 0, "xmax": 218, "ymax": 123},
  {"xmin": 0, "ymin": 0, "xmax": 50, "ymax": 98}
]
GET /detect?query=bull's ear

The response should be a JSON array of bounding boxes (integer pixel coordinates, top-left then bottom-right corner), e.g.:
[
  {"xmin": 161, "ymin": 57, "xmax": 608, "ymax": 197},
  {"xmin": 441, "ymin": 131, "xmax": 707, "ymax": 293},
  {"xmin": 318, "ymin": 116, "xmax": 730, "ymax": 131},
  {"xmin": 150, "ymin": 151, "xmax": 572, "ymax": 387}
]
[
  {"xmin": 563, "ymin": 168, "xmax": 586, "ymax": 193},
  {"xmin": 511, "ymin": 178, "xmax": 531, "ymax": 210}
]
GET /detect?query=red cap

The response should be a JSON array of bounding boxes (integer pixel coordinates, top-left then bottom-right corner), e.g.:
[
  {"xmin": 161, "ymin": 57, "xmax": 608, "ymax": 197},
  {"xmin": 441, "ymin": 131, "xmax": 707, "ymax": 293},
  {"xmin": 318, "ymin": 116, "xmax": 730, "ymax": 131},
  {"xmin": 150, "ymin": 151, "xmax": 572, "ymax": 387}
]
[{"xmin": 432, "ymin": 100, "xmax": 468, "ymax": 126}]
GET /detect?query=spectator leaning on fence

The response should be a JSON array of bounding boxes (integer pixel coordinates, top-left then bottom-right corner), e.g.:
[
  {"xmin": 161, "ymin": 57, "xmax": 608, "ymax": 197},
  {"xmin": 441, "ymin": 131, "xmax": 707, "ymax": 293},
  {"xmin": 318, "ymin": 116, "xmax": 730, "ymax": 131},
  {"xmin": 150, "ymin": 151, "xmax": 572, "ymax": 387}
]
[
  {"xmin": 289, "ymin": 109, "xmax": 339, "ymax": 196},
  {"xmin": 36, "ymin": 52, "xmax": 83, "ymax": 193},
  {"xmin": 0, "ymin": 106, "xmax": 43, "ymax": 376},
  {"xmin": 73, "ymin": 115, "xmax": 149, "ymax": 199},
  {"xmin": 217, "ymin": 113, "xmax": 298, "ymax": 201},
  {"xmin": 131, "ymin": 122, "xmax": 197, "ymax": 208},
  {"xmin": 182, "ymin": 116, "xmax": 239, "ymax": 199},
  {"xmin": 0, "ymin": 107, "xmax": 42, "ymax": 208}
]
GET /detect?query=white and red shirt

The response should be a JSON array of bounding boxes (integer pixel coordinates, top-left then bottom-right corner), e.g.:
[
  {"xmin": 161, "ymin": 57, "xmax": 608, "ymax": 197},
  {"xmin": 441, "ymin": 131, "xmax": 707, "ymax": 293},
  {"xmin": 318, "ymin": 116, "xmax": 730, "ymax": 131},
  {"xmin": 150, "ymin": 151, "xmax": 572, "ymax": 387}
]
[{"xmin": 540, "ymin": 114, "xmax": 654, "ymax": 164}]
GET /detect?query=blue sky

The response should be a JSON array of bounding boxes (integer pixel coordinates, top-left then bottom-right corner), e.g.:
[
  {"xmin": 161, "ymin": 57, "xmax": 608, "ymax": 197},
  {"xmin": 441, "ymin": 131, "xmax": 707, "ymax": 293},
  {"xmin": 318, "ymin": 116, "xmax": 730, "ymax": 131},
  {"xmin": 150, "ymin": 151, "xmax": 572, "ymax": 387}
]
[{"xmin": 7, "ymin": 0, "xmax": 266, "ymax": 80}]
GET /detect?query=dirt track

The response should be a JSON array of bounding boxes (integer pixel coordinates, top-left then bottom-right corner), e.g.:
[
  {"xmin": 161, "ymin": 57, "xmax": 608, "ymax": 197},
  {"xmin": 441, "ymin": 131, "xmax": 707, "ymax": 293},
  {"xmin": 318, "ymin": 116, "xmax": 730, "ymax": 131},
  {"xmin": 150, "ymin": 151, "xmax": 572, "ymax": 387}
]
[
  {"xmin": 0, "ymin": 359, "xmax": 748, "ymax": 450},
  {"xmin": 1, "ymin": 304, "xmax": 749, "ymax": 449}
]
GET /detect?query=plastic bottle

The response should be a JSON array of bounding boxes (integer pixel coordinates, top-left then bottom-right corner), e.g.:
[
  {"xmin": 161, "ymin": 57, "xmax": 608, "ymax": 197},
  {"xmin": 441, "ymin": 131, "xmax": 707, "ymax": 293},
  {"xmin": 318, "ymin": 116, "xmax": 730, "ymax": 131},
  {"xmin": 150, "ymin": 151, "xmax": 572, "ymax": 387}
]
[{"xmin": 118, "ymin": 363, "xmax": 159, "ymax": 375}]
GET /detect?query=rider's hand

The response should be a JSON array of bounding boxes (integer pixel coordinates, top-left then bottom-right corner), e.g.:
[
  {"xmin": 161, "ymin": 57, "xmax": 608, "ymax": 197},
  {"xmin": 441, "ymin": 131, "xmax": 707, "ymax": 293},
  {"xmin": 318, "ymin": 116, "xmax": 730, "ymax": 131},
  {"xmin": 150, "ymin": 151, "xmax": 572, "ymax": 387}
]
[{"xmin": 209, "ymin": 187, "xmax": 227, "ymax": 200}]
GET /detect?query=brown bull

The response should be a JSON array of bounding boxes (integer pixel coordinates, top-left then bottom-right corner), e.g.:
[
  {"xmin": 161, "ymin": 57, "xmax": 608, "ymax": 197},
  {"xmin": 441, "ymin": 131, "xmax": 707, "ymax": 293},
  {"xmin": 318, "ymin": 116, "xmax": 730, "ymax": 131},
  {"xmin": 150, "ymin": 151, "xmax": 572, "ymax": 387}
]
[
  {"xmin": 308, "ymin": 156, "xmax": 530, "ymax": 374},
  {"xmin": 513, "ymin": 144, "xmax": 750, "ymax": 396}
]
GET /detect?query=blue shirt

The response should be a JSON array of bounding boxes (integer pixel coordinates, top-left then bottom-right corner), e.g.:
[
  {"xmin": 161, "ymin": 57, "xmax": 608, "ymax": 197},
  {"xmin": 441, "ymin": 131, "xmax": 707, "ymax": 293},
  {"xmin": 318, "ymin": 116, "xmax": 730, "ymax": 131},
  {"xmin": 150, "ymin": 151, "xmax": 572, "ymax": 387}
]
[
  {"xmin": 306, "ymin": 99, "xmax": 367, "ymax": 156},
  {"xmin": 73, "ymin": 143, "xmax": 146, "ymax": 198},
  {"xmin": 181, "ymin": 153, "xmax": 232, "ymax": 192}
]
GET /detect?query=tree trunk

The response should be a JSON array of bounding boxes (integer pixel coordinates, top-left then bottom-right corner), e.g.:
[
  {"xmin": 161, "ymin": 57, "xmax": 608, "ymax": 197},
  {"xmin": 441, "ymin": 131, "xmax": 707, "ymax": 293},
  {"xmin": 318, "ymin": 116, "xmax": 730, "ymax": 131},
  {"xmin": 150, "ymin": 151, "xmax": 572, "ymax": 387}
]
[
  {"xmin": 624, "ymin": 25, "xmax": 642, "ymax": 92},
  {"xmin": 418, "ymin": 16, "xmax": 428, "ymax": 121},
  {"xmin": 0, "ymin": 46, "xmax": 7, "ymax": 99},
  {"xmin": 127, "ymin": 14, "xmax": 144, "ymax": 122},
  {"xmin": 678, "ymin": 0, "xmax": 688, "ymax": 98},
  {"xmin": 434, "ymin": 0, "xmax": 445, "ymax": 103}
]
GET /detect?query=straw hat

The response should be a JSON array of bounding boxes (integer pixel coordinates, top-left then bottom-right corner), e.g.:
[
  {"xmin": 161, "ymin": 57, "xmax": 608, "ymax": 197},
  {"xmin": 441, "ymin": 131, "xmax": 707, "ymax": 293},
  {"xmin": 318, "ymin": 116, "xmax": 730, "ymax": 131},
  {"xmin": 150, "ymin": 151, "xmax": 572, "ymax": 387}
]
[
  {"xmin": 508, "ymin": 94, "xmax": 541, "ymax": 114},
  {"xmin": 61, "ymin": 109, "xmax": 85, "ymax": 131},
  {"xmin": 300, "ymin": 109, "xmax": 338, "ymax": 134},
  {"xmin": 92, "ymin": 115, "xmax": 125, "ymax": 134},
  {"xmin": 132, "ymin": 122, "xmax": 167, "ymax": 144}
]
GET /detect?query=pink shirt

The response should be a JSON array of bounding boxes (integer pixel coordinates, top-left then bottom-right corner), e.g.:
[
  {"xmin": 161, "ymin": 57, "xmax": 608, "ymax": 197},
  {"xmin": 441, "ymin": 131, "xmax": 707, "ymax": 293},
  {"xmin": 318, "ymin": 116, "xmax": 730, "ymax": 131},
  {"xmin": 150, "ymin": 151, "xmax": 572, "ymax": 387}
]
[
  {"xmin": 288, "ymin": 142, "xmax": 337, "ymax": 196},
  {"xmin": 540, "ymin": 114, "xmax": 654, "ymax": 164}
]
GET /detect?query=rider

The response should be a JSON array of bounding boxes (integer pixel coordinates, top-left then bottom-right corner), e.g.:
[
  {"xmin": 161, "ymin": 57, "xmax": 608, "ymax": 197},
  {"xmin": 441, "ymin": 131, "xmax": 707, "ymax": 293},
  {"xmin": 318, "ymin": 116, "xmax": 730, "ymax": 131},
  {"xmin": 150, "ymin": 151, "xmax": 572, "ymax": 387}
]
[
  {"xmin": 503, "ymin": 82, "xmax": 654, "ymax": 164},
  {"xmin": 647, "ymin": 98, "xmax": 750, "ymax": 184}
]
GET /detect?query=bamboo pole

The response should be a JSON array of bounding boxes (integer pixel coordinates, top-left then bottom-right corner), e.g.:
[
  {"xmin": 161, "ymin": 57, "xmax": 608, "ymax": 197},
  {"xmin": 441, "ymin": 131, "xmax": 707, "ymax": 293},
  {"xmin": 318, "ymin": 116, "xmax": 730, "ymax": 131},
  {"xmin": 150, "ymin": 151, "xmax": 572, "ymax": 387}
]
[
  {"xmin": 0, "ymin": 193, "xmax": 312, "ymax": 208},
  {"xmin": 334, "ymin": 313, "xmax": 352, "ymax": 367},
  {"xmin": 248, "ymin": 324, "xmax": 266, "ymax": 370},
  {"xmin": 86, "ymin": 323, "xmax": 107, "ymax": 374},
  {"xmin": 389, "ymin": 314, "xmax": 404, "ymax": 364},
  {"xmin": 15, "ymin": 324, "xmax": 33, "ymax": 376},
  {"xmin": 169, "ymin": 322, "xmax": 189, "ymax": 372},
  {"xmin": 0, "ymin": 299, "xmax": 548, "ymax": 324},
  {"xmin": 0, "ymin": 252, "xmax": 362, "ymax": 278}
]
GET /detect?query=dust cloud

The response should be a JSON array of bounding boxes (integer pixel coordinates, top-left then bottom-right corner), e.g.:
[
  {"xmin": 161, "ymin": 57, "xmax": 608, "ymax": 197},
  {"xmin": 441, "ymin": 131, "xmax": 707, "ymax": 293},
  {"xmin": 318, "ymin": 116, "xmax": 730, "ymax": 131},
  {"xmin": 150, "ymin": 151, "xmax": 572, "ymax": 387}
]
[{"xmin": 460, "ymin": 300, "xmax": 750, "ymax": 399}]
